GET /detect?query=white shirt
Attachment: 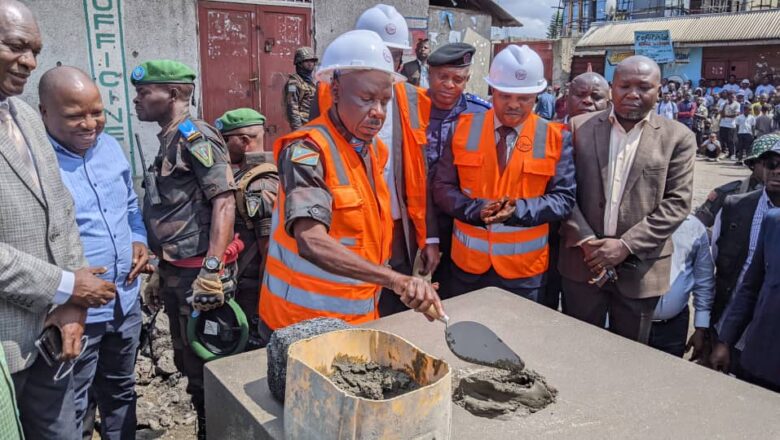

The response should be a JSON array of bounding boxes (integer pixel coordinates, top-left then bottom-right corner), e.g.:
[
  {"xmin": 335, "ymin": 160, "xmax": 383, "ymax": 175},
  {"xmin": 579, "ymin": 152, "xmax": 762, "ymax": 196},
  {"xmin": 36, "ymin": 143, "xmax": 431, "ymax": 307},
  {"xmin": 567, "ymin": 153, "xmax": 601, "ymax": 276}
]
[
  {"xmin": 738, "ymin": 87, "xmax": 753, "ymax": 101},
  {"xmin": 604, "ymin": 108, "xmax": 649, "ymax": 236},
  {"xmin": 378, "ymin": 95, "xmax": 401, "ymax": 220},
  {"xmin": 719, "ymin": 101, "xmax": 741, "ymax": 128},
  {"xmin": 656, "ymin": 101, "xmax": 677, "ymax": 120},
  {"xmin": 723, "ymin": 83, "xmax": 740, "ymax": 93},
  {"xmin": 735, "ymin": 114, "xmax": 755, "ymax": 135}
]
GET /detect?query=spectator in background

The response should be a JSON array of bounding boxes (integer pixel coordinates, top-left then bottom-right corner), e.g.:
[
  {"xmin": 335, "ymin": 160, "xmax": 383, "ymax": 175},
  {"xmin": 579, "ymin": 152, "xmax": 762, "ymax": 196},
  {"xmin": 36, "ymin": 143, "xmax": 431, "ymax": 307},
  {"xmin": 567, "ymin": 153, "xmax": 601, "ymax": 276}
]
[
  {"xmin": 735, "ymin": 105, "xmax": 756, "ymax": 165},
  {"xmin": 755, "ymin": 75, "xmax": 776, "ymax": 98},
  {"xmin": 565, "ymin": 72, "xmax": 610, "ymax": 122},
  {"xmin": 401, "ymin": 38, "xmax": 431, "ymax": 88},
  {"xmin": 649, "ymin": 215, "xmax": 714, "ymax": 359},
  {"xmin": 693, "ymin": 96, "xmax": 709, "ymax": 146},
  {"xmin": 677, "ymin": 93, "xmax": 696, "ymax": 129},
  {"xmin": 723, "ymin": 74, "xmax": 740, "ymax": 93},
  {"xmin": 40, "ymin": 66, "xmax": 149, "ymax": 440},
  {"xmin": 657, "ymin": 92, "xmax": 677, "ymax": 120},
  {"xmin": 661, "ymin": 77, "xmax": 670, "ymax": 94},
  {"xmin": 773, "ymin": 94, "xmax": 780, "ymax": 129},
  {"xmin": 535, "ymin": 85, "xmax": 555, "ymax": 120},
  {"xmin": 755, "ymin": 105, "xmax": 773, "ymax": 138},
  {"xmin": 719, "ymin": 92, "xmax": 741, "ymax": 159},
  {"xmin": 554, "ymin": 85, "xmax": 568, "ymax": 121},
  {"xmin": 735, "ymin": 92, "xmax": 748, "ymax": 112},
  {"xmin": 706, "ymin": 78, "xmax": 722, "ymax": 102},
  {"xmin": 700, "ymin": 132, "xmax": 721, "ymax": 162},
  {"xmin": 738, "ymin": 79, "xmax": 754, "ymax": 101},
  {"xmin": 751, "ymin": 93, "xmax": 768, "ymax": 116}
]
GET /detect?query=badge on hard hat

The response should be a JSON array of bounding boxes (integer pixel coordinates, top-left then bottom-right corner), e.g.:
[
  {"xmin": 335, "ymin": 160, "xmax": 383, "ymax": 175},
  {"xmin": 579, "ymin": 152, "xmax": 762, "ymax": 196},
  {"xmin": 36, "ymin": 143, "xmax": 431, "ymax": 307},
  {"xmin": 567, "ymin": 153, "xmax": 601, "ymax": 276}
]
[
  {"xmin": 383, "ymin": 48, "xmax": 392, "ymax": 63},
  {"xmin": 515, "ymin": 70, "xmax": 527, "ymax": 81},
  {"xmin": 385, "ymin": 23, "xmax": 396, "ymax": 35},
  {"xmin": 463, "ymin": 53, "xmax": 472, "ymax": 64}
]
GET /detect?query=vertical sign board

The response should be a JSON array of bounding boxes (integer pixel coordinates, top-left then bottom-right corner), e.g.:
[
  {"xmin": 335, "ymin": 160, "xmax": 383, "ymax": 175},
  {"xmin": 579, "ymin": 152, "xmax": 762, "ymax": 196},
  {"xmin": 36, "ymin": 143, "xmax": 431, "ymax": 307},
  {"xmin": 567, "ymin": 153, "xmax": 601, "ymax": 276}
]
[
  {"xmin": 634, "ymin": 30, "xmax": 675, "ymax": 64},
  {"xmin": 82, "ymin": 0, "xmax": 136, "ymax": 174}
]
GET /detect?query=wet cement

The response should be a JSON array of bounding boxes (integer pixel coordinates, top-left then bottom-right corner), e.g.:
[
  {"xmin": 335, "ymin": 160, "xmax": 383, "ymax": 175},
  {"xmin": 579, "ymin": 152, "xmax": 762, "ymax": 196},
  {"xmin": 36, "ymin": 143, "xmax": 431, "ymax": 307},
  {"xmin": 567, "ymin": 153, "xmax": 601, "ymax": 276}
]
[
  {"xmin": 327, "ymin": 355, "xmax": 420, "ymax": 400},
  {"xmin": 453, "ymin": 368, "xmax": 557, "ymax": 418}
]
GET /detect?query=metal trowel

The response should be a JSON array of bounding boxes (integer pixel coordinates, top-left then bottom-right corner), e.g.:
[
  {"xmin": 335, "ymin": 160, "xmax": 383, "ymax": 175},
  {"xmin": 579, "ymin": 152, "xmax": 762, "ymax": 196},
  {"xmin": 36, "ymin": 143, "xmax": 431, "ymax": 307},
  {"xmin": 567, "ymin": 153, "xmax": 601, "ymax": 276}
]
[{"xmin": 427, "ymin": 308, "xmax": 525, "ymax": 372}]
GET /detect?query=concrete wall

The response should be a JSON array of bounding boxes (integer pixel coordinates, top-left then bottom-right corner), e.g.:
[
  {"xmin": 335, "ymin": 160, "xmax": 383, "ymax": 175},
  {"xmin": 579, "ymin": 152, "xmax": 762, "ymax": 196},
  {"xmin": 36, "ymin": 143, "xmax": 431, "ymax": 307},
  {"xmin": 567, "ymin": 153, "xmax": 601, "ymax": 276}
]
[
  {"xmin": 427, "ymin": 6, "xmax": 491, "ymax": 97},
  {"xmin": 553, "ymin": 37, "xmax": 577, "ymax": 87},
  {"xmin": 312, "ymin": 0, "xmax": 428, "ymax": 57},
  {"xmin": 23, "ymin": 0, "xmax": 201, "ymax": 174}
]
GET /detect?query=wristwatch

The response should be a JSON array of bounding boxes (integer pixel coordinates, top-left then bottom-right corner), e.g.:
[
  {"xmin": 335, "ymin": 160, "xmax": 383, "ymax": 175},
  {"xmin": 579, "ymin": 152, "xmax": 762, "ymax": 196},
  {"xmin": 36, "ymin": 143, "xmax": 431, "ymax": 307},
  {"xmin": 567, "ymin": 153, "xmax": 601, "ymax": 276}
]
[{"xmin": 202, "ymin": 256, "xmax": 222, "ymax": 273}]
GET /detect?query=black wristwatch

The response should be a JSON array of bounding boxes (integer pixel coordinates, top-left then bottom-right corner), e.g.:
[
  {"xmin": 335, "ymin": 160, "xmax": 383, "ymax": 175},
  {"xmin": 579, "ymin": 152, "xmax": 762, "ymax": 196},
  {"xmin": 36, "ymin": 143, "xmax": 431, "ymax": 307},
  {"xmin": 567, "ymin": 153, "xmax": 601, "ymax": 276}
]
[{"xmin": 202, "ymin": 256, "xmax": 222, "ymax": 273}]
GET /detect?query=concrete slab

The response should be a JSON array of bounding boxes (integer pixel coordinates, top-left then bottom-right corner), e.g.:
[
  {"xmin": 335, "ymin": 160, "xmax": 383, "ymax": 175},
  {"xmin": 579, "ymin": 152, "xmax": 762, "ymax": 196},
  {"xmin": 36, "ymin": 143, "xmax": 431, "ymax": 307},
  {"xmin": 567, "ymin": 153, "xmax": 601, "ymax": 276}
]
[{"xmin": 205, "ymin": 288, "xmax": 780, "ymax": 439}]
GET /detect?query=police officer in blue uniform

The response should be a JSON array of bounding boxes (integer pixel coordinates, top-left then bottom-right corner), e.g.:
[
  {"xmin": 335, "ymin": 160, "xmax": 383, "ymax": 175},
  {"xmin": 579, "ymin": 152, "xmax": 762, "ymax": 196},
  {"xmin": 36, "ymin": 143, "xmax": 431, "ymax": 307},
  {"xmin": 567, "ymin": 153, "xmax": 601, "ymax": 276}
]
[{"xmin": 424, "ymin": 43, "xmax": 491, "ymax": 292}]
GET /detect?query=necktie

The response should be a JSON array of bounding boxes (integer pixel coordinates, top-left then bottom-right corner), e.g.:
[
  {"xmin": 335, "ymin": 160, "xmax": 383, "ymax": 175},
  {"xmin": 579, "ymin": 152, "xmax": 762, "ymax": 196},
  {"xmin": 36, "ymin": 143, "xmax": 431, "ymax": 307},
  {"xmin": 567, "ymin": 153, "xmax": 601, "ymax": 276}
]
[
  {"xmin": 0, "ymin": 104, "xmax": 39, "ymax": 190},
  {"xmin": 496, "ymin": 126, "xmax": 514, "ymax": 175}
]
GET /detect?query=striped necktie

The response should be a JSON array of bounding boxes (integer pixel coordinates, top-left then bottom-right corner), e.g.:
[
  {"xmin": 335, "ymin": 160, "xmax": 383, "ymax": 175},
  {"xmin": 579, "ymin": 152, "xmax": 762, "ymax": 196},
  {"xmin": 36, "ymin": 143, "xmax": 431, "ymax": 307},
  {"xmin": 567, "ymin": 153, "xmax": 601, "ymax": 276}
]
[{"xmin": 0, "ymin": 103, "xmax": 39, "ymax": 190}]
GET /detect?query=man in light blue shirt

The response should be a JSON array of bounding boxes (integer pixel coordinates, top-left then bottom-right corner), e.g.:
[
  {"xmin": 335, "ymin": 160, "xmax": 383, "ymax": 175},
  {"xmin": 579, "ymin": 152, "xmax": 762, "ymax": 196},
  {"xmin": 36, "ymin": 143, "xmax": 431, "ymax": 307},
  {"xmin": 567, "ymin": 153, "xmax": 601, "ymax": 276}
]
[
  {"xmin": 40, "ymin": 66, "xmax": 150, "ymax": 440},
  {"xmin": 649, "ymin": 215, "xmax": 715, "ymax": 358},
  {"xmin": 534, "ymin": 85, "xmax": 555, "ymax": 120}
]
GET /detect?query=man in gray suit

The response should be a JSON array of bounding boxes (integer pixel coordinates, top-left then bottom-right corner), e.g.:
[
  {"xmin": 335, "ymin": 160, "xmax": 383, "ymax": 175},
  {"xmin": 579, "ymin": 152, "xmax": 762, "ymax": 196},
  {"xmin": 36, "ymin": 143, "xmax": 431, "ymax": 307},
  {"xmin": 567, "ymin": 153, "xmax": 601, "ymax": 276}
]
[
  {"xmin": 0, "ymin": 2, "xmax": 115, "ymax": 438},
  {"xmin": 559, "ymin": 56, "xmax": 695, "ymax": 343}
]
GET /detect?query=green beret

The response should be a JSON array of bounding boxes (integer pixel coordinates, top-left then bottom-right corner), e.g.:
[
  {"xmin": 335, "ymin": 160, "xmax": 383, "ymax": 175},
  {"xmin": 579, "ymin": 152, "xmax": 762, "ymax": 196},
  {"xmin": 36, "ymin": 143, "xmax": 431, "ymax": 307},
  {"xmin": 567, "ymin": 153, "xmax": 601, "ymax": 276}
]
[
  {"xmin": 131, "ymin": 60, "xmax": 196, "ymax": 85},
  {"xmin": 215, "ymin": 108, "xmax": 266, "ymax": 133}
]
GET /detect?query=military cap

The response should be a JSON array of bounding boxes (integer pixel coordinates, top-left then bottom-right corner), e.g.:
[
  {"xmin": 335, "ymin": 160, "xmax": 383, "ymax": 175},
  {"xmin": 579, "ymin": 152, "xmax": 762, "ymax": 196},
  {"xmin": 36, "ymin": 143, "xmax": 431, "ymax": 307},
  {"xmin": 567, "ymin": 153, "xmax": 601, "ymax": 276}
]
[
  {"xmin": 294, "ymin": 47, "xmax": 318, "ymax": 65},
  {"xmin": 215, "ymin": 108, "xmax": 266, "ymax": 133},
  {"xmin": 428, "ymin": 43, "xmax": 476, "ymax": 68},
  {"xmin": 131, "ymin": 60, "xmax": 196, "ymax": 85},
  {"xmin": 745, "ymin": 133, "xmax": 780, "ymax": 165}
]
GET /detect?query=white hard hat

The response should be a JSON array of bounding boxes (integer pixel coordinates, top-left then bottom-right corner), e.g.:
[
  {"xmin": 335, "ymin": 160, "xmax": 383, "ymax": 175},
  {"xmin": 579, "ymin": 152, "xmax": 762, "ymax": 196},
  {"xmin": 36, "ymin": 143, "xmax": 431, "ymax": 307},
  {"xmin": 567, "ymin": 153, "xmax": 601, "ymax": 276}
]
[
  {"xmin": 355, "ymin": 4, "xmax": 411, "ymax": 50},
  {"xmin": 315, "ymin": 30, "xmax": 406, "ymax": 84},
  {"xmin": 485, "ymin": 45, "xmax": 547, "ymax": 95}
]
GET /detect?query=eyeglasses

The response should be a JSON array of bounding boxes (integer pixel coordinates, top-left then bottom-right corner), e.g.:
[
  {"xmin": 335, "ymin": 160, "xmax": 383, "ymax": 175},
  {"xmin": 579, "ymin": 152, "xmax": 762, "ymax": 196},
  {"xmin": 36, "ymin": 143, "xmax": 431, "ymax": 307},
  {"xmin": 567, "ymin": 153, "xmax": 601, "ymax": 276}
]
[{"xmin": 52, "ymin": 335, "xmax": 89, "ymax": 382}]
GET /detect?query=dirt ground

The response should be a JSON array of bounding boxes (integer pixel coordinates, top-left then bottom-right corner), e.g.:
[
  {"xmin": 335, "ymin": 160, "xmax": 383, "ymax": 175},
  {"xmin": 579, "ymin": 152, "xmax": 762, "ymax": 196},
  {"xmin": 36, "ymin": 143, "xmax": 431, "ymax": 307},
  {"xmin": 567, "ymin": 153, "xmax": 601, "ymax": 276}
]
[{"xmin": 86, "ymin": 156, "xmax": 750, "ymax": 439}]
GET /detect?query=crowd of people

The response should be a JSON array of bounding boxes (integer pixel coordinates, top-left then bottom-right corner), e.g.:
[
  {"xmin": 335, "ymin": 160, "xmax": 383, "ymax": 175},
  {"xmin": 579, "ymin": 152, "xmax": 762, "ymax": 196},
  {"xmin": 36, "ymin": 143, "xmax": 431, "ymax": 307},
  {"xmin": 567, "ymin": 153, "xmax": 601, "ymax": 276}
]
[{"xmin": 0, "ymin": 1, "xmax": 778, "ymax": 439}]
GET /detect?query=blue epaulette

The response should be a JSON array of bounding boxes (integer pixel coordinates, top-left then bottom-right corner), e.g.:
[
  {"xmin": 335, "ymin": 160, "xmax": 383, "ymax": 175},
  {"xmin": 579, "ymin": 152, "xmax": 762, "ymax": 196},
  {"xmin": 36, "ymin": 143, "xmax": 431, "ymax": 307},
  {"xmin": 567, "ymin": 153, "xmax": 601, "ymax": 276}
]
[
  {"xmin": 177, "ymin": 118, "xmax": 203, "ymax": 142},
  {"xmin": 465, "ymin": 93, "xmax": 492, "ymax": 109}
]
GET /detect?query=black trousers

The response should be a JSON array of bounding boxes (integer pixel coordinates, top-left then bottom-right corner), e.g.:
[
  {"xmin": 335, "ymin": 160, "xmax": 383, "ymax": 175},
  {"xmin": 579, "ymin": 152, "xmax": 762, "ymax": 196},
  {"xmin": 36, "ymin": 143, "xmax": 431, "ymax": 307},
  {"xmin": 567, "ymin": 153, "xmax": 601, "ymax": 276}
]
[
  {"xmin": 719, "ymin": 127, "xmax": 736, "ymax": 156},
  {"xmin": 649, "ymin": 306, "xmax": 689, "ymax": 357},
  {"xmin": 736, "ymin": 133, "xmax": 754, "ymax": 160},
  {"xmin": 562, "ymin": 277, "xmax": 659, "ymax": 343}
]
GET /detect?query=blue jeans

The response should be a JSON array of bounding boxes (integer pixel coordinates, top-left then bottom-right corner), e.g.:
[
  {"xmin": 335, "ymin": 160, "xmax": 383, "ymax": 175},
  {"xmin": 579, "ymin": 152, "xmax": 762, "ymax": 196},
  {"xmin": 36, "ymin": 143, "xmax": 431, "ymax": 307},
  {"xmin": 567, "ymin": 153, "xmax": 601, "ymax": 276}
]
[{"xmin": 72, "ymin": 299, "xmax": 142, "ymax": 440}]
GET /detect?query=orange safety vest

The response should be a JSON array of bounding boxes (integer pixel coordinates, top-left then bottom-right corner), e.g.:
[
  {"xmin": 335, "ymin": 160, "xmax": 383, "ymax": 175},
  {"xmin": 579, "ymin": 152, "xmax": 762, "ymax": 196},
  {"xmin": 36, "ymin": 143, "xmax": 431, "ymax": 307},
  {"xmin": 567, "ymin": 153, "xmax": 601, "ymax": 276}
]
[
  {"xmin": 450, "ymin": 110, "xmax": 564, "ymax": 280},
  {"xmin": 259, "ymin": 113, "xmax": 393, "ymax": 330},
  {"xmin": 317, "ymin": 81, "xmax": 431, "ymax": 248}
]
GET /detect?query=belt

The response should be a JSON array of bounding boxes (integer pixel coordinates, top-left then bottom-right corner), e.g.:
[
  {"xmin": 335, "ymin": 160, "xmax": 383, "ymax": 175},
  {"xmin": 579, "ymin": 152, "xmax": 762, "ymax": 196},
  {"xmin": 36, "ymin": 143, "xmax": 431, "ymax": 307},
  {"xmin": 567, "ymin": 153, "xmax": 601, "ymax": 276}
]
[
  {"xmin": 167, "ymin": 234, "xmax": 244, "ymax": 269},
  {"xmin": 652, "ymin": 305, "xmax": 688, "ymax": 324}
]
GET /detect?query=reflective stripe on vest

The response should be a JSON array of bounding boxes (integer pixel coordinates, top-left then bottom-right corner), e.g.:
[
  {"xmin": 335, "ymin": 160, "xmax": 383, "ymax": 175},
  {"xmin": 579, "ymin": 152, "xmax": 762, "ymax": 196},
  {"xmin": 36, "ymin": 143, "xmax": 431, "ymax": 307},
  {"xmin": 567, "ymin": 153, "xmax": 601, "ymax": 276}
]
[
  {"xmin": 306, "ymin": 124, "xmax": 350, "ymax": 185},
  {"xmin": 404, "ymin": 83, "xmax": 420, "ymax": 130},
  {"xmin": 453, "ymin": 224, "xmax": 547, "ymax": 256},
  {"xmin": 263, "ymin": 272, "xmax": 375, "ymax": 315}
]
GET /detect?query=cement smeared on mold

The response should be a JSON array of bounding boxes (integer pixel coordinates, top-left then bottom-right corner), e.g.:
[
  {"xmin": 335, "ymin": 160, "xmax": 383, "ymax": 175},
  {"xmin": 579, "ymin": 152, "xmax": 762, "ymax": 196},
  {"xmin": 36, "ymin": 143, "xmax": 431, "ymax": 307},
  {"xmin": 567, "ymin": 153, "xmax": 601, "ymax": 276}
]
[
  {"xmin": 327, "ymin": 355, "xmax": 420, "ymax": 400},
  {"xmin": 453, "ymin": 368, "xmax": 557, "ymax": 418}
]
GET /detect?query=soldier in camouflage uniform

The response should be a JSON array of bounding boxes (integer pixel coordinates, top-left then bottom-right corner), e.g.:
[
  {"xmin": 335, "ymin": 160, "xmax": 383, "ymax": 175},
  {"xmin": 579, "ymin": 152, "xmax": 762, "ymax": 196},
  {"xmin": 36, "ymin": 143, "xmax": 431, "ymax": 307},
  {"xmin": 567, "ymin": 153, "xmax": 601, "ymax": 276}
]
[
  {"xmin": 284, "ymin": 47, "xmax": 318, "ymax": 130},
  {"xmin": 131, "ymin": 60, "xmax": 236, "ymax": 439},
  {"xmin": 694, "ymin": 133, "xmax": 778, "ymax": 227},
  {"xmin": 215, "ymin": 108, "xmax": 279, "ymax": 348}
]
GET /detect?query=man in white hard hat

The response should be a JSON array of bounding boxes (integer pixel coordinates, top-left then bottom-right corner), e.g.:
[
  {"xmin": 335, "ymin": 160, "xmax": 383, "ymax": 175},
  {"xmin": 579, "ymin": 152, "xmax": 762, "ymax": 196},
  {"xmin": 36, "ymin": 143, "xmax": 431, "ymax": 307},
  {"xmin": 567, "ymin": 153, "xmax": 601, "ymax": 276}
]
[
  {"xmin": 310, "ymin": 4, "xmax": 442, "ymax": 316},
  {"xmin": 258, "ymin": 30, "xmax": 445, "ymax": 336},
  {"xmin": 432, "ymin": 45, "xmax": 576, "ymax": 301}
]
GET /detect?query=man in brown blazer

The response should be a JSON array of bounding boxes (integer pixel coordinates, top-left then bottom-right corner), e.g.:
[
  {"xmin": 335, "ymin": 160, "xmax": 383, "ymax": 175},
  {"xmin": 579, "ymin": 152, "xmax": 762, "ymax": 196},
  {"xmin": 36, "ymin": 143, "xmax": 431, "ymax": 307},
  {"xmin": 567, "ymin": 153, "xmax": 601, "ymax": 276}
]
[{"xmin": 559, "ymin": 56, "xmax": 695, "ymax": 343}]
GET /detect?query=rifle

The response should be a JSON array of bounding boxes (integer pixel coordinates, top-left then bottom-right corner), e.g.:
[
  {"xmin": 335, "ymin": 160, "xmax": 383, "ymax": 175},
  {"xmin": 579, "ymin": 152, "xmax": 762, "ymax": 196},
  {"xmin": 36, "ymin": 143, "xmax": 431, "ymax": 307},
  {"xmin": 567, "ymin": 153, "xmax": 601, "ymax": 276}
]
[{"xmin": 135, "ymin": 134, "xmax": 162, "ymax": 205}]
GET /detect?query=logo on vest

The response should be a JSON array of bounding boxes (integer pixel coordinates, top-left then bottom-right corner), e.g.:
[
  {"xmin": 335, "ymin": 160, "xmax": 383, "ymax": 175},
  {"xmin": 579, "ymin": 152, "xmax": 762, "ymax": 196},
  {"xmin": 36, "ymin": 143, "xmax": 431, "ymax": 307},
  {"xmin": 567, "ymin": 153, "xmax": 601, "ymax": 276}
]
[
  {"xmin": 517, "ymin": 135, "xmax": 533, "ymax": 152},
  {"xmin": 515, "ymin": 70, "xmax": 527, "ymax": 81},
  {"xmin": 385, "ymin": 23, "xmax": 397, "ymax": 35}
]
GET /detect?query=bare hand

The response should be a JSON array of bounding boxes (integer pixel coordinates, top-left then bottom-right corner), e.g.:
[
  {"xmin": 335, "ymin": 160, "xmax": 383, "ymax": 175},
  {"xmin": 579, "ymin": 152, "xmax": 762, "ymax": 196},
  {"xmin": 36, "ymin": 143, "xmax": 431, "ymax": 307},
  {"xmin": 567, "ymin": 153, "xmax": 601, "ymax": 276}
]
[
  {"xmin": 390, "ymin": 274, "xmax": 444, "ymax": 319},
  {"xmin": 584, "ymin": 238, "xmax": 630, "ymax": 272},
  {"xmin": 484, "ymin": 198, "xmax": 516, "ymax": 224},
  {"xmin": 686, "ymin": 328, "xmax": 707, "ymax": 362},
  {"xmin": 142, "ymin": 271, "xmax": 162, "ymax": 313},
  {"xmin": 70, "ymin": 267, "xmax": 117, "ymax": 308},
  {"xmin": 44, "ymin": 303, "xmax": 87, "ymax": 361},
  {"xmin": 127, "ymin": 242, "xmax": 151, "ymax": 285},
  {"xmin": 418, "ymin": 244, "xmax": 441, "ymax": 276},
  {"xmin": 479, "ymin": 200, "xmax": 503, "ymax": 222},
  {"xmin": 710, "ymin": 342, "xmax": 730, "ymax": 372}
]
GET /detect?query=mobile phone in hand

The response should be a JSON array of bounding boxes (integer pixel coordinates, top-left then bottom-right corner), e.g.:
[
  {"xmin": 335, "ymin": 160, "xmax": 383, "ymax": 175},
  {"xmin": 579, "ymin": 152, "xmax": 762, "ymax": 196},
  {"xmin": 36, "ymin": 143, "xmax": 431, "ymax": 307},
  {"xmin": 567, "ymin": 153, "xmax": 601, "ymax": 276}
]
[{"xmin": 34, "ymin": 326, "xmax": 63, "ymax": 367}]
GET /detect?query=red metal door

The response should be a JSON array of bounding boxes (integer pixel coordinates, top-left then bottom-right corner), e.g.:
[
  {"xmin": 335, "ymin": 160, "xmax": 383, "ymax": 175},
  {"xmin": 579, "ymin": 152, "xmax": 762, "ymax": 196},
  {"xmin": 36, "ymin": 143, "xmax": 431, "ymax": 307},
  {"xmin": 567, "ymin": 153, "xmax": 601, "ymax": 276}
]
[
  {"xmin": 256, "ymin": 5, "xmax": 312, "ymax": 149},
  {"xmin": 198, "ymin": 2, "xmax": 258, "ymax": 126}
]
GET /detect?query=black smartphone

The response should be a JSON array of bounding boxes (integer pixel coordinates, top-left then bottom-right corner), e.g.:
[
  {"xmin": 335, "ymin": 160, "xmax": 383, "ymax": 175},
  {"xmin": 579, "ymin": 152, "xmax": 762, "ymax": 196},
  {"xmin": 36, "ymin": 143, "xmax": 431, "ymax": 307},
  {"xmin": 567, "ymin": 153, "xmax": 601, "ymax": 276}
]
[{"xmin": 34, "ymin": 325, "xmax": 63, "ymax": 367}]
